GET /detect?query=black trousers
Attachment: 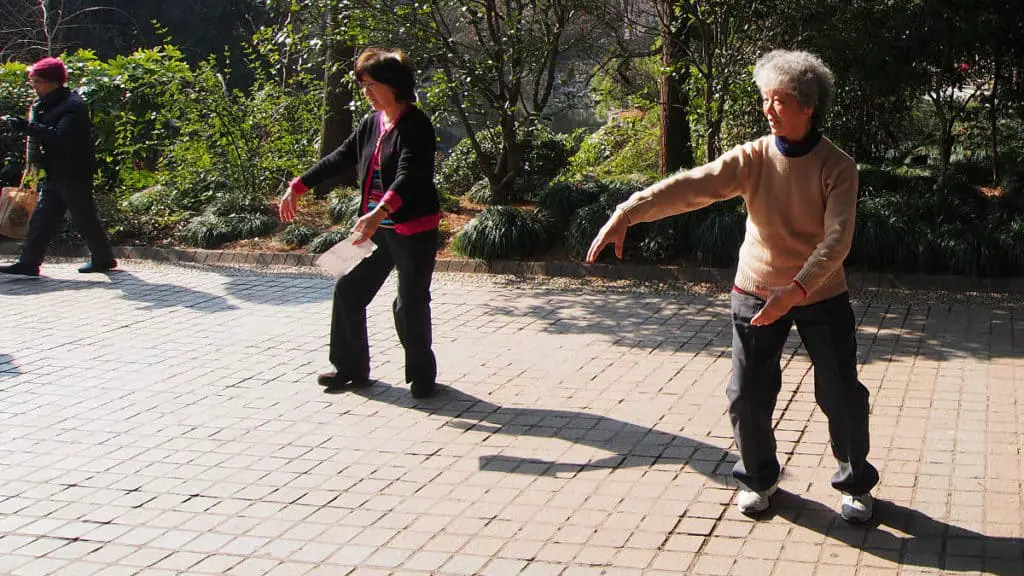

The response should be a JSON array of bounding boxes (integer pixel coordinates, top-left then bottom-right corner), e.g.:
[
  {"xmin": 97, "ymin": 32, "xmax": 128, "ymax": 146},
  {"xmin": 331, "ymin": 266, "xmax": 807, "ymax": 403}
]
[
  {"xmin": 330, "ymin": 227, "xmax": 438, "ymax": 385},
  {"xmin": 729, "ymin": 290, "xmax": 879, "ymax": 495},
  {"xmin": 20, "ymin": 179, "xmax": 115, "ymax": 267}
]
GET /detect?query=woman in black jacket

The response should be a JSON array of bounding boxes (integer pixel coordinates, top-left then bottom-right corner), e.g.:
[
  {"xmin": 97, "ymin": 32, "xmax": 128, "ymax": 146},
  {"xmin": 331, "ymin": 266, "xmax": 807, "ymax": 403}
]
[
  {"xmin": 280, "ymin": 47, "xmax": 442, "ymax": 398},
  {"xmin": 0, "ymin": 57, "xmax": 117, "ymax": 277}
]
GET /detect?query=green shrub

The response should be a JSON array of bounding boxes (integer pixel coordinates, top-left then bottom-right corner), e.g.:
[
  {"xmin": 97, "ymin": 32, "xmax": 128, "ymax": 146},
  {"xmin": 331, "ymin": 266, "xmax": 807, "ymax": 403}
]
[
  {"xmin": 597, "ymin": 174, "xmax": 655, "ymax": 208},
  {"xmin": 451, "ymin": 206, "xmax": 551, "ymax": 260},
  {"xmin": 329, "ymin": 189, "xmax": 362, "ymax": 227},
  {"xmin": 439, "ymin": 191, "xmax": 460, "ymax": 213},
  {"xmin": 637, "ymin": 219, "xmax": 684, "ymax": 263},
  {"xmin": 994, "ymin": 216, "xmax": 1024, "ymax": 274},
  {"xmin": 849, "ymin": 196, "xmax": 916, "ymax": 270},
  {"xmin": 307, "ymin": 230, "xmax": 348, "ymax": 254},
  {"xmin": 177, "ymin": 214, "xmax": 232, "ymax": 249},
  {"xmin": 437, "ymin": 125, "xmax": 573, "ymax": 200},
  {"xmin": 176, "ymin": 212, "xmax": 278, "ymax": 249},
  {"xmin": 565, "ymin": 111, "xmax": 659, "ymax": 179},
  {"xmin": 688, "ymin": 202, "xmax": 746, "ymax": 267},
  {"xmin": 537, "ymin": 180, "xmax": 601, "ymax": 223},
  {"xmin": 436, "ymin": 134, "xmax": 493, "ymax": 197},
  {"xmin": 997, "ymin": 169, "xmax": 1024, "ymax": 214},
  {"xmin": 566, "ymin": 203, "xmax": 613, "ymax": 260},
  {"xmin": 466, "ymin": 179, "xmax": 493, "ymax": 204},
  {"xmin": 279, "ymin": 224, "xmax": 321, "ymax": 248}
]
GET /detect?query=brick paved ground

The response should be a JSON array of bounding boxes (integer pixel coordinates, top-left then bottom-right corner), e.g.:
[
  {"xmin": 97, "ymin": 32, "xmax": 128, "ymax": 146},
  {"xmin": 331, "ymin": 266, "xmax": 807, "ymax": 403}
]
[{"xmin": 1, "ymin": 261, "xmax": 1023, "ymax": 575}]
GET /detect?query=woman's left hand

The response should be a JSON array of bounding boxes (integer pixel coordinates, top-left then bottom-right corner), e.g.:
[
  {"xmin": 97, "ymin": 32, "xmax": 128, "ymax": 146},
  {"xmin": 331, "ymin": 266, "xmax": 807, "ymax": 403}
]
[
  {"xmin": 750, "ymin": 283, "xmax": 804, "ymax": 326},
  {"xmin": 351, "ymin": 208, "xmax": 386, "ymax": 245}
]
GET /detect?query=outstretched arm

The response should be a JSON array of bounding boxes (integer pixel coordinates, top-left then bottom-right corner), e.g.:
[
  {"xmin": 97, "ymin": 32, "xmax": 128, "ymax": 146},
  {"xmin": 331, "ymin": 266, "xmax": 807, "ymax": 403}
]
[{"xmin": 587, "ymin": 142, "xmax": 755, "ymax": 262}]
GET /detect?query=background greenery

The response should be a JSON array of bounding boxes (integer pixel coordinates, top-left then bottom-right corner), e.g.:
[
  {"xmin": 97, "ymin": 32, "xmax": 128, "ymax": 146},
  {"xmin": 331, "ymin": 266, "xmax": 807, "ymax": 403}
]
[{"xmin": 1, "ymin": 0, "xmax": 1022, "ymax": 276}]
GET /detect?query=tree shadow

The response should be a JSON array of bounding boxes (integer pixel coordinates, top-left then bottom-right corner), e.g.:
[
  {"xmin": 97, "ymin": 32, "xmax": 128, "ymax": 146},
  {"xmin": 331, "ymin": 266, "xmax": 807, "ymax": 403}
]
[
  {"xmin": 222, "ymin": 273, "xmax": 334, "ymax": 306},
  {"xmin": 350, "ymin": 381, "xmax": 736, "ymax": 483},
  {"xmin": 772, "ymin": 490, "xmax": 1024, "ymax": 575},
  {"xmin": 478, "ymin": 285, "xmax": 1022, "ymax": 365},
  {"xmin": 0, "ymin": 353, "xmax": 18, "ymax": 380},
  {"xmin": 0, "ymin": 271, "xmax": 237, "ymax": 312}
]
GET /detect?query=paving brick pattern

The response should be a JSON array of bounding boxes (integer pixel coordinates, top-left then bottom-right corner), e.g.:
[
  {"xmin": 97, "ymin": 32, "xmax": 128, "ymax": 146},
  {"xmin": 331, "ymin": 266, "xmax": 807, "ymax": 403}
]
[{"xmin": 1, "ymin": 262, "xmax": 1023, "ymax": 575}]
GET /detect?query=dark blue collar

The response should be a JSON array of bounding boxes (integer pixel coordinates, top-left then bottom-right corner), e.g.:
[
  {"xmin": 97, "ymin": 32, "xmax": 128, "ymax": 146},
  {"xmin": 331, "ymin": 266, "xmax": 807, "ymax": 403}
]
[{"xmin": 774, "ymin": 130, "xmax": 822, "ymax": 158}]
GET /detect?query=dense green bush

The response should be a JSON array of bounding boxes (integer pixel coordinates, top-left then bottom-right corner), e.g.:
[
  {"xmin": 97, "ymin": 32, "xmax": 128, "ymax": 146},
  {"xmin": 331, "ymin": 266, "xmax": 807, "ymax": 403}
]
[
  {"xmin": 176, "ymin": 190, "xmax": 278, "ymax": 249},
  {"xmin": 565, "ymin": 110, "xmax": 659, "ymax": 179},
  {"xmin": 566, "ymin": 203, "xmax": 613, "ymax": 261},
  {"xmin": 279, "ymin": 224, "xmax": 321, "ymax": 248},
  {"xmin": 687, "ymin": 201, "xmax": 747, "ymax": 267},
  {"xmin": 537, "ymin": 180, "xmax": 601, "ymax": 223},
  {"xmin": 329, "ymin": 189, "xmax": 362, "ymax": 227},
  {"xmin": 436, "ymin": 125, "xmax": 574, "ymax": 201},
  {"xmin": 466, "ymin": 179, "xmax": 493, "ymax": 204},
  {"xmin": 846, "ymin": 170, "xmax": 1024, "ymax": 276},
  {"xmin": 307, "ymin": 230, "xmax": 348, "ymax": 254},
  {"xmin": 0, "ymin": 46, "xmax": 320, "ymax": 246},
  {"xmin": 452, "ymin": 206, "xmax": 551, "ymax": 259}
]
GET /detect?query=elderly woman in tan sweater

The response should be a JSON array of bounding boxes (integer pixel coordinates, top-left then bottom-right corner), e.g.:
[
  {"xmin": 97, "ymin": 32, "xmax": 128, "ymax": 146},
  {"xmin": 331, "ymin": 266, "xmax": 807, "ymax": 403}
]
[{"xmin": 588, "ymin": 50, "xmax": 877, "ymax": 521}]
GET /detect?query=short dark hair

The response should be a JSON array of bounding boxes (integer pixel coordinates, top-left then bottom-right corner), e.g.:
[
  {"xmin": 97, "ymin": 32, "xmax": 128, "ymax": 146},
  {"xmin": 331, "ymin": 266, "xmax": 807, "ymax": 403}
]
[{"xmin": 354, "ymin": 48, "xmax": 416, "ymax": 103}]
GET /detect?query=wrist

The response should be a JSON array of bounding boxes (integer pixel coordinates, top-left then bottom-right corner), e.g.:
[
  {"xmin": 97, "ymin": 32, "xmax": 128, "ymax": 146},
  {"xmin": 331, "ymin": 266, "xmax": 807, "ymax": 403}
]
[
  {"xmin": 788, "ymin": 281, "xmax": 807, "ymax": 301},
  {"xmin": 289, "ymin": 177, "xmax": 309, "ymax": 196},
  {"xmin": 615, "ymin": 209, "xmax": 632, "ymax": 227}
]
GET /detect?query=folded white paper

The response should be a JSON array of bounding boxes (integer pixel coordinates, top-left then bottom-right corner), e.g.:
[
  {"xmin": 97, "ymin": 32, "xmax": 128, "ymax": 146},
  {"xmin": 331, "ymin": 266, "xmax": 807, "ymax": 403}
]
[{"xmin": 315, "ymin": 235, "xmax": 377, "ymax": 277}]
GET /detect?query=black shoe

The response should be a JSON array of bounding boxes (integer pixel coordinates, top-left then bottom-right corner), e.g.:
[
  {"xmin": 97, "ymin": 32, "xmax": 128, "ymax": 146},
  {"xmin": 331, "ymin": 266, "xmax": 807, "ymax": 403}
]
[
  {"xmin": 317, "ymin": 372, "xmax": 371, "ymax": 389},
  {"xmin": 0, "ymin": 262, "xmax": 40, "ymax": 278},
  {"xmin": 410, "ymin": 381, "xmax": 437, "ymax": 399},
  {"xmin": 78, "ymin": 259, "xmax": 117, "ymax": 273}
]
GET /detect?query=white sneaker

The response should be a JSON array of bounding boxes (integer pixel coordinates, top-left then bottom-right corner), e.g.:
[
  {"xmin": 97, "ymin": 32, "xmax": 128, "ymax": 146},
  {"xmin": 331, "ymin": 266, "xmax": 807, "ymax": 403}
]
[
  {"xmin": 840, "ymin": 492, "xmax": 873, "ymax": 522},
  {"xmin": 737, "ymin": 483, "xmax": 778, "ymax": 515}
]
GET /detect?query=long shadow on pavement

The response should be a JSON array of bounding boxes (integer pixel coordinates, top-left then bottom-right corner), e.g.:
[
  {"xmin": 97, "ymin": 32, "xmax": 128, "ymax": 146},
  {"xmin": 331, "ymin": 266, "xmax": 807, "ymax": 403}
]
[
  {"xmin": 353, "ymin": 382, "xmax": 735, "ymax": 484},
  {"xmin": 772, "ymin": 490, "xmax": 1023, "ymax": 575},
  {"xmin": 480, "ymin": 287, "xmax": 1021, "ymax": 364},
  {"xmin": 0, "ymin": 271, "xmax": 237, "ymax": 312},
  {"xmin": 0, "ymin": 353, "xmax": 18, "ymax": 380}
]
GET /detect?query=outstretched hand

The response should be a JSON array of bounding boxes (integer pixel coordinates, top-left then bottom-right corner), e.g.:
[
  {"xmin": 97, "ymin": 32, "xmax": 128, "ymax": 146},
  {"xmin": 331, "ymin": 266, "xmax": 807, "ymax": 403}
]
[
  {"xmin": 586, "ymin": 211, "xmax": 629, "ymax": 263},
  {"xmin": 278, "ymin": 188, "xmax": 299, "ymax": 222}
]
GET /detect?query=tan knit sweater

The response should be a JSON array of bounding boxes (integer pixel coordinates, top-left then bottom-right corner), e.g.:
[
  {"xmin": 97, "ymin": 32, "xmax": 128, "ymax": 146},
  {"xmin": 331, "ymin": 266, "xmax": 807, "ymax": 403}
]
[{"xmin": 617, "ymin": 136, "xmax": 859, "ymax": 305}]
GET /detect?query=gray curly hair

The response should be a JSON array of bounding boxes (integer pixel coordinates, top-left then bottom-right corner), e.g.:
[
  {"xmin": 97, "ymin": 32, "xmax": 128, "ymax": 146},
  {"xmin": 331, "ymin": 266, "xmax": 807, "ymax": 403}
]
[{"xmin": 753, "ymin": 50, "xmax": 835, "ymax": 131}]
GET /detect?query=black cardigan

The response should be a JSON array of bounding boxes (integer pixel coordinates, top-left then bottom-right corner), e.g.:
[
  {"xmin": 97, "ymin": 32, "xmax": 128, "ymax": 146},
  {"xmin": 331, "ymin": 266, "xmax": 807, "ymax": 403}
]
[
  {"xmin": 300, "ymin": 105, "xmax": 440, "ymax": 225},
  {"xmin": 25, "ymin": 88, "xmax": 95, "ymax": 183}
]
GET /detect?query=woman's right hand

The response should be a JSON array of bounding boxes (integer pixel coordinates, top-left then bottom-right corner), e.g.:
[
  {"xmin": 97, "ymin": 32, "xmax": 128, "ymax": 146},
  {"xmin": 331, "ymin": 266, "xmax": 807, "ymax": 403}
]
[
  {"xmin": 586, "ymin": 211, "xmax": 629, "ymax": 263},
  {"xmin": 279, "ymin": 187, "xmax": 299, "ymax": 222}
]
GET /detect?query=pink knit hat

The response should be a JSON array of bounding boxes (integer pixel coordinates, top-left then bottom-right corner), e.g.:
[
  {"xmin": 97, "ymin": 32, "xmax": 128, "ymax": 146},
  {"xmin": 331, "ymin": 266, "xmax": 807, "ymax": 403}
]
[{"xmin": 28, "ymin": 57, "xmax": 68, "ymax": 84}]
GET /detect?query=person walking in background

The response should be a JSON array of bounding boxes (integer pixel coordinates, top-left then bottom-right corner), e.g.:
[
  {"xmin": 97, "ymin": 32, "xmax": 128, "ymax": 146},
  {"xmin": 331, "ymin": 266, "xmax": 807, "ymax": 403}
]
[
  {"xmin": 0, "ymin": 57, "xmax": 117, "ymax": 278},
  {"xmin": 279, "ymin": 48, "xmax": 442, "ymax": 399},
  {"xmin": 587, "ymin": 49, "xmax": 878, "ymax": 522}
]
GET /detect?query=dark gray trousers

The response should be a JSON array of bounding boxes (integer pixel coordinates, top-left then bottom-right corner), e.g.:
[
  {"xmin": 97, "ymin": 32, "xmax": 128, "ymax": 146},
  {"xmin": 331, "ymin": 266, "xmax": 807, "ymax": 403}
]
[
  {"xmin": 20, "ymin": 179, "xmax": 114, "ymax": 267},
  {"xmin": 729, "ymin": 290, "xmax": 879, "ymax": 495},
  {"xmin": 329, "ymin": 227, "xmax": 438, "ymax": 385}
]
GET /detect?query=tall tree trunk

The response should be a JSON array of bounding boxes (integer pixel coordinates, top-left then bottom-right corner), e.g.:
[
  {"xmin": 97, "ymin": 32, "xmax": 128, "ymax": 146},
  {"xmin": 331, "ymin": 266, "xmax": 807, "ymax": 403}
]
[
  {"xmin": 491, "ymin": 115, "xmax": 521, "ymax": 205},
  {"xmin": 315, "ymin": 7, "xmax": 355, "ymax": 195},
  {"xmin": 990, "ymin": 51, "xmax": 1001, "ymax": 185},
  {"xmin": 937, "ymin": 114, "xmax": 953, "ymax": 190},
  {"xmin": 659, "ymin": 7, "xmax": 693, "ymax": 175}
]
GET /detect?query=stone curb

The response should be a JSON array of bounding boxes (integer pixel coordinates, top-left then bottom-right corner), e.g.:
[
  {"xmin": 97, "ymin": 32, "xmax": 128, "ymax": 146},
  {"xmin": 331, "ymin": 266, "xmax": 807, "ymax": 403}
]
[{"xmin": 4, "ymin": 240, "xmax": 1024, "ymax": 293}]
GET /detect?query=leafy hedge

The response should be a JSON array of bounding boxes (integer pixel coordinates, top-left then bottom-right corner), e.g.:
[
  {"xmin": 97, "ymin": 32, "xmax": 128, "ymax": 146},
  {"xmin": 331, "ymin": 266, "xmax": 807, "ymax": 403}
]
[
  {"xmin": 436, "ymin": 125, "xmax": 576, "ymax": 201},
  {"xmin": 451, "ymin": 206, "xmax": 552, "ymax": 260},
  {"xmin": 848, "ymin": 168, "xmax": 1024, "ymax": 276},
  {"xmin": 1, "ymin": 46, "xmax": 321, "ymax": 246},
  {"xmin": 564, "ymin": 109, "xmax": 659, "ymax": 180}
]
